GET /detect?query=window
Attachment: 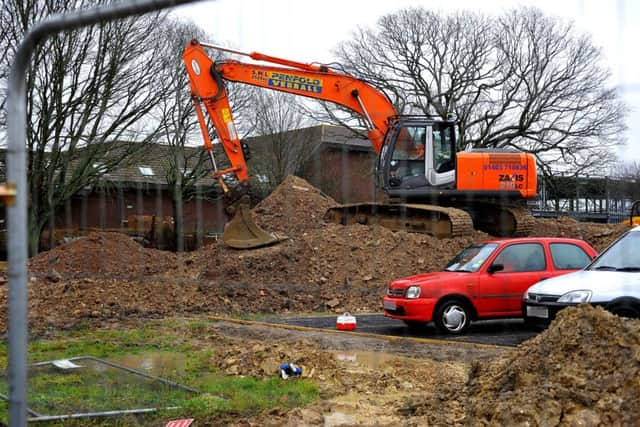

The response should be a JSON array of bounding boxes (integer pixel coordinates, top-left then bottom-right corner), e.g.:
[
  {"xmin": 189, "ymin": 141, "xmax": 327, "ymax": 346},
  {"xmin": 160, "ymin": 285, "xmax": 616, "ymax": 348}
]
[
  {"xmin": 589, "ymin": 231, "xmax": 640, "ymax": 271},
  {"xmin": 444, "ymin": 243, "xmax": 499, "ymax": 272},
  {"xmin": 93, "ymin": 162, "xmax": 107, "ymax": 173},
  {"xmin": 432, "ymin": 126, "xmax": 455, "ymax": 173},
  {"xmin": 138, "ymin": 166, "xmax": 154, "ymax": 176},
  {"xmin": 389, "ymin": 126, "xmax": 426, "ymax": 181},
  {"xmin": 492, "ymin": 243, "xmax": 546, "ymax": 272},
  {"xmin": 550, "ymin": 243, "xmax": 592, "ymax": 270}
]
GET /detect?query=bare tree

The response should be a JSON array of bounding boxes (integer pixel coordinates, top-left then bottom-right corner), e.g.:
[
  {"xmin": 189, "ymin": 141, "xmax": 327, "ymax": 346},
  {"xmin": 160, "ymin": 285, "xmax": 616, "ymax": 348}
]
[
  {"xmin": 331, "ymin": 7, "xmax": 627, "ymax": 176},
  {"xmin": 0, "ymin": 0, "xmax": 177, "ymax": 254},
  {"xmin": 243, "ymin": 89, "xmax": 319, "ymax": 197},
  {"xmin": 153, "ymin": 19, "xmax": 214, "ymax": 252}
]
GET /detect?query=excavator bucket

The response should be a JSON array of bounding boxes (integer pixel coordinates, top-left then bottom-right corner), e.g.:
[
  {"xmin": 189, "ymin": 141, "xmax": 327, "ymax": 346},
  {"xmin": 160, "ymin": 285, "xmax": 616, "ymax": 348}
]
[{"xmin": 222, "ymin": 203, "xmax": 286, "ymax": 249}]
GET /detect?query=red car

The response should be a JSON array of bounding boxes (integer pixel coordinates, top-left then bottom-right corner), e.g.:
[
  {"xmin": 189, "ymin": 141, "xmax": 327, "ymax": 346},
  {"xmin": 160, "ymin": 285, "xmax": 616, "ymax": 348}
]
[{"xmin": 382, "ymin": 237, "xmax": 597, "ymax": 334}]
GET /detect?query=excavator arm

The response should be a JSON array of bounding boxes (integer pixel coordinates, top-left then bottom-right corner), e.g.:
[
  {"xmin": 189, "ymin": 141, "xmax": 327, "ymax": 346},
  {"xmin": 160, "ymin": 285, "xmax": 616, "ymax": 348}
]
[
  {"xmin": 183, "ymin": 41, "xmax": 396, "ymax": 159},
  {"xmin": 182, "ymin": 39, "xmax": 397, "ymax": 248}
]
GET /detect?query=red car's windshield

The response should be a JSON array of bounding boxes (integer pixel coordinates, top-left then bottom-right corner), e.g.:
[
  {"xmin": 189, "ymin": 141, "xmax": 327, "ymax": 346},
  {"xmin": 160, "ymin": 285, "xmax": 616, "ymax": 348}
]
[{"xmin": 444, "ymin": 243, "xmax": 499, "ymax": 272}]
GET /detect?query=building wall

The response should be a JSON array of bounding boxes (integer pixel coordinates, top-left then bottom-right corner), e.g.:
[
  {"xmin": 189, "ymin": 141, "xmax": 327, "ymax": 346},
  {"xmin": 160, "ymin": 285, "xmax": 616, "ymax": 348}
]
[
  {"xmin": 60, "ymin": 187, "xmax": 227, "ymax": 232},
  {"xmin": 304, "ymin": 146, "xmax": 380, "ymax": 203}
]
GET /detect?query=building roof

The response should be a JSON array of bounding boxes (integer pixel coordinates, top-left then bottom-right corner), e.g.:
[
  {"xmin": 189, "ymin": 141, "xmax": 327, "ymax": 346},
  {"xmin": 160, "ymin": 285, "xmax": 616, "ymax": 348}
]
[
  {"xmin": 0, "ymin": 125, "xmax": 369, "ymax": 191},
  {"xmin": 0, "ymin": 143, "xmax": 218, "ymax": 190},
  {"xmin": 245, "ymin": 124, "xmax": 373, "ymax": 151},
  {"xmin": 95, "ymin": 142, "xmax": 216, "ymax": 188},
  {"xmin": 319, "ymin": 125, "xmax": 373, "ymax": 152}
]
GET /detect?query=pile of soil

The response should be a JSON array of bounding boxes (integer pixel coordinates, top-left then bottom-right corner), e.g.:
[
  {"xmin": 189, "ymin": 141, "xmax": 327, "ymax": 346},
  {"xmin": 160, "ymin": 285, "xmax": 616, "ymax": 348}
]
[
  {"xmin": 28, "ymin": 232, "xmax": 180, "ymax": 279},
  {"xmin": 200, "ymin": 223, "xmax": 487, "ymax": 313},
  {"xmin": 253, "ymin": 175, "xmax": 336, "ymax": 236},
  {"xmin": 530, "ymin": 215, "xmax": 628, "ymax": 252},
  {"xmin": 407, "ymin": 305, "xmax": 640, "ymax": 425}
]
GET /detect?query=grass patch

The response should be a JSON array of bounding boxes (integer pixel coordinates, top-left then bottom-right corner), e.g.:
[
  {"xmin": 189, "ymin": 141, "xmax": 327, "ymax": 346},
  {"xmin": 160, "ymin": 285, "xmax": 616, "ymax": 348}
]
[{"xmin": 0, "ymin": 321, "xmax": 319, "ymax": 426}]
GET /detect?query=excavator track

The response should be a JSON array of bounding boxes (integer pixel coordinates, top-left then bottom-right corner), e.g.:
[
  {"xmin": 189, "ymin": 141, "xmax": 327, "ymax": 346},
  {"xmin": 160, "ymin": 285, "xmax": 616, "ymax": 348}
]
[
  {"xmin": 505, "ymin": 206, "xmax": 535, "ymax": 237},
  {"xmin": 462, "ymin": 203, "xmax": 535, "ymax": 237},
  {"xmin": 324, "ymin": 203, "xmax": 474, "ymax": 238},
  {"xmin": 325, "ymin": 202, "xmax": 535, "ymax": 238}
]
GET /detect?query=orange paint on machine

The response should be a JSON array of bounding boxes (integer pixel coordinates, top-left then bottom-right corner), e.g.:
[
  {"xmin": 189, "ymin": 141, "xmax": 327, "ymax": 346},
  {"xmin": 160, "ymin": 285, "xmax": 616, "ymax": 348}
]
[{"xmin": 456, "ymin": 151, "xmax": 537, "ymax": 198}]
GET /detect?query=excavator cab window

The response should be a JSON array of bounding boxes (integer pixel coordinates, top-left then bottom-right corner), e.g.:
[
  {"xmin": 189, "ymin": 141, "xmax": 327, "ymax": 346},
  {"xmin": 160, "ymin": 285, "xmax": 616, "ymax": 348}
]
[
  {"xmin": 433, "ymin": 126, "xmax": 455, "ymax": 174},
  {"xmin": 388, "ymin": 126, "xmax": 427, "ymax": 185},
  {"xmin": 386, "ymin": 121, "xmax": 456, "ymax": 189}
]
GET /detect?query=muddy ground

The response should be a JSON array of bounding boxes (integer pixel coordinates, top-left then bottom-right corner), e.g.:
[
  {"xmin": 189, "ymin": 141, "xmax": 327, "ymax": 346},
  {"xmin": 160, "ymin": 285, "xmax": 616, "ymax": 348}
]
[
  {"xmin": 1, "ymin": 175, "xmax": 637, "ymax": 425},
  {"xmin": 182, "ymin": 304, "xmax": 639, "ymax": 426}
]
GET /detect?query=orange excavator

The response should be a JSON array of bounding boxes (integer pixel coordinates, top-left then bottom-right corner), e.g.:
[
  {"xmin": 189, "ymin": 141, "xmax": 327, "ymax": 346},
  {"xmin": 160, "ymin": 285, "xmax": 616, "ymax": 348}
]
[{"xmin": 182, "ymin": 40, "xmax": 537, "ymax": 249}]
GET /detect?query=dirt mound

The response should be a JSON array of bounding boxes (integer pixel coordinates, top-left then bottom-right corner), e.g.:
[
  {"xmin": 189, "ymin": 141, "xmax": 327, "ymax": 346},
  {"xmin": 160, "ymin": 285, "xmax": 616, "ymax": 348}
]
[
  {"xmin": 531, "ymin": 216, "xmax": 628, "ymax": 251},
  {"xmin": 253, "ymin": 175, "xmax": 336, "ymax": 235},
  {"xmin": 469, "ymin": 305, "xmax": 640, "ymax": 425},
  {"xmin": 29, "ymin": 232, "xmax": 178, "ymax": 279},
  {"xmin": 200, "ymin": 224, "xmax": 488, "ymax": 313},
  {"xmin": 211, "ymin": 338, "xmax": 339, "ymax": 379},
  {"xmin": 409, "ymin": 305, "xmax": 640, "ymax": 425}
]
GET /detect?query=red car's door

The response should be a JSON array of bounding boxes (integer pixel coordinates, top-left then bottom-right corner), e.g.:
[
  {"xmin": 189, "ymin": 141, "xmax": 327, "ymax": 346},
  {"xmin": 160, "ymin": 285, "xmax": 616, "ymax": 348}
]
[{"xmin": 478, "ymin": 243, "xmax": 549, "ymax": 315}]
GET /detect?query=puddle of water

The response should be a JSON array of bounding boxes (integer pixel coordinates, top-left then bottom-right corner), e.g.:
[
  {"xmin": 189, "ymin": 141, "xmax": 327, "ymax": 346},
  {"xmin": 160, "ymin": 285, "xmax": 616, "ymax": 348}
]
[
  {"xmin": 114, "ymin": 351, "xmax": 187, "ymax": 377},
  {"xmin": 333, "ymin": 351, "xmax": 399, "ymax": 369}
]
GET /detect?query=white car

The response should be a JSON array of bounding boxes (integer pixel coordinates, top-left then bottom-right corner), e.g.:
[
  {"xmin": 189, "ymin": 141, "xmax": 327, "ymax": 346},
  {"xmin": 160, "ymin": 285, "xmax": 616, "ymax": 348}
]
[{"xmin": 523, "ymin": 225, "xmax": 640, "ymax": 324}]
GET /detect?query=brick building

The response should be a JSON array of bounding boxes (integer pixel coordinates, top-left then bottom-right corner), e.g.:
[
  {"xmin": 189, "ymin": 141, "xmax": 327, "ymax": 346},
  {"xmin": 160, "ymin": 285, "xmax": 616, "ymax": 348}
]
[
  {"xmin": 1, "ymin": 125, "xmax": 378, "ymax": 254},
  {"xmin": 59, "ymin": 143, "xmax": 227, "ymax": 236},
  {"xmin": 246, "ymin": 124, "xmax": 380, "ymax": 204}
]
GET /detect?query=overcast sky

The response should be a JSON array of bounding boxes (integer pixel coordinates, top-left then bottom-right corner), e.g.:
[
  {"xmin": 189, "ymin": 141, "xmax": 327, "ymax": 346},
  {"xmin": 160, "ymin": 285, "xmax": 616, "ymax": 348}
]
[{"xmin": 174, "ymin": 0, "xmax": 640, "ymax": 166}]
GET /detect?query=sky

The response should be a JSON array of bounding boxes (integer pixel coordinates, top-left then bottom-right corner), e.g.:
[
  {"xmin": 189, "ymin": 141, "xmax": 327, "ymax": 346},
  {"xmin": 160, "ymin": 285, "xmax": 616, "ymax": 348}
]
[{"xmin": 173, "ymin": 0, "xmax": 640, "ymax": 166}]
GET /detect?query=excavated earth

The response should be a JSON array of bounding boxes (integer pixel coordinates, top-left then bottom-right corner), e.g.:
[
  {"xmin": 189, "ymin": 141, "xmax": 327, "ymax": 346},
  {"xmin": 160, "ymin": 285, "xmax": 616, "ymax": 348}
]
[{"xmin": 1, "ymin": 175, "xmax": 636, "ymax": 425}]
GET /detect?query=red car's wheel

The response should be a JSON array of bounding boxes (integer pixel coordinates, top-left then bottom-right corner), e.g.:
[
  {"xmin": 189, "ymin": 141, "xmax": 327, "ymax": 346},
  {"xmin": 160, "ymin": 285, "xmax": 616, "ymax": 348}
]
[{"xmin": 434, "ymin": 299, "xmax": 471, "ymax": 334}]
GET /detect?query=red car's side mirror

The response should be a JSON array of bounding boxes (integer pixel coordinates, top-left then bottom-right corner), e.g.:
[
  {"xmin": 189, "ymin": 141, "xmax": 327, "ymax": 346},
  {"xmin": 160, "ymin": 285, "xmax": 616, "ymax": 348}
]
[{"xmin": 487, "ymin": 264, "xmax": 505, "ymax": 274}]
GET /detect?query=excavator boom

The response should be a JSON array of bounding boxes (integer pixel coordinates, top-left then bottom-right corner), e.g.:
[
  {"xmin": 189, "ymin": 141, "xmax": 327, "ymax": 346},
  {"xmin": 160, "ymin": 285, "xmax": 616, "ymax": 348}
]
[
  {"xmin": 183, "ymin": 39, "xmax": 397, "ymax": 248},
  {"xmin": 183, "ymin": 40, "xmax": 395, "ymax": 155}
]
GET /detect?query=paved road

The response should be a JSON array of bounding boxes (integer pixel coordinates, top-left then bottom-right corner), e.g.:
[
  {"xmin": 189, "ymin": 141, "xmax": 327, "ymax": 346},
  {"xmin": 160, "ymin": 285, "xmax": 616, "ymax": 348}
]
[{"xmin": 264, "ymin": 314, "xmax": 538, "ymax": 347}]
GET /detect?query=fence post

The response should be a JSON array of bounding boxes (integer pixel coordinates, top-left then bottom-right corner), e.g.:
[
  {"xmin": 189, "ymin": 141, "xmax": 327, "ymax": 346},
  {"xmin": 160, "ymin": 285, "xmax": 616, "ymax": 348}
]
[{"xmin": 5, "ymin": 1, "xmax": 201, "ymax": 424}]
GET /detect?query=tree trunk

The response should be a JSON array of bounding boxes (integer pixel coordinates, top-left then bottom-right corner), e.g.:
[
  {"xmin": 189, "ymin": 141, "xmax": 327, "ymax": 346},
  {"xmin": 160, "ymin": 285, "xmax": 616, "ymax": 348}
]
[
  {"xmin": 28, "ymin": 213, "xmax": 43, "ymax": 257},
  {"xmin": 173, "ymin": 185, "xmax": 184, "ymax": 253}
]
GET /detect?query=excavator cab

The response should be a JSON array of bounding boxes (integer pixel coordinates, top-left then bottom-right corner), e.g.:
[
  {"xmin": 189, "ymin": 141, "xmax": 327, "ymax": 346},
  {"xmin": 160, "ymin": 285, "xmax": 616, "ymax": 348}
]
[{"xmin": 378, "ymin": 117, "xmax": 457, "ymax": 195}]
